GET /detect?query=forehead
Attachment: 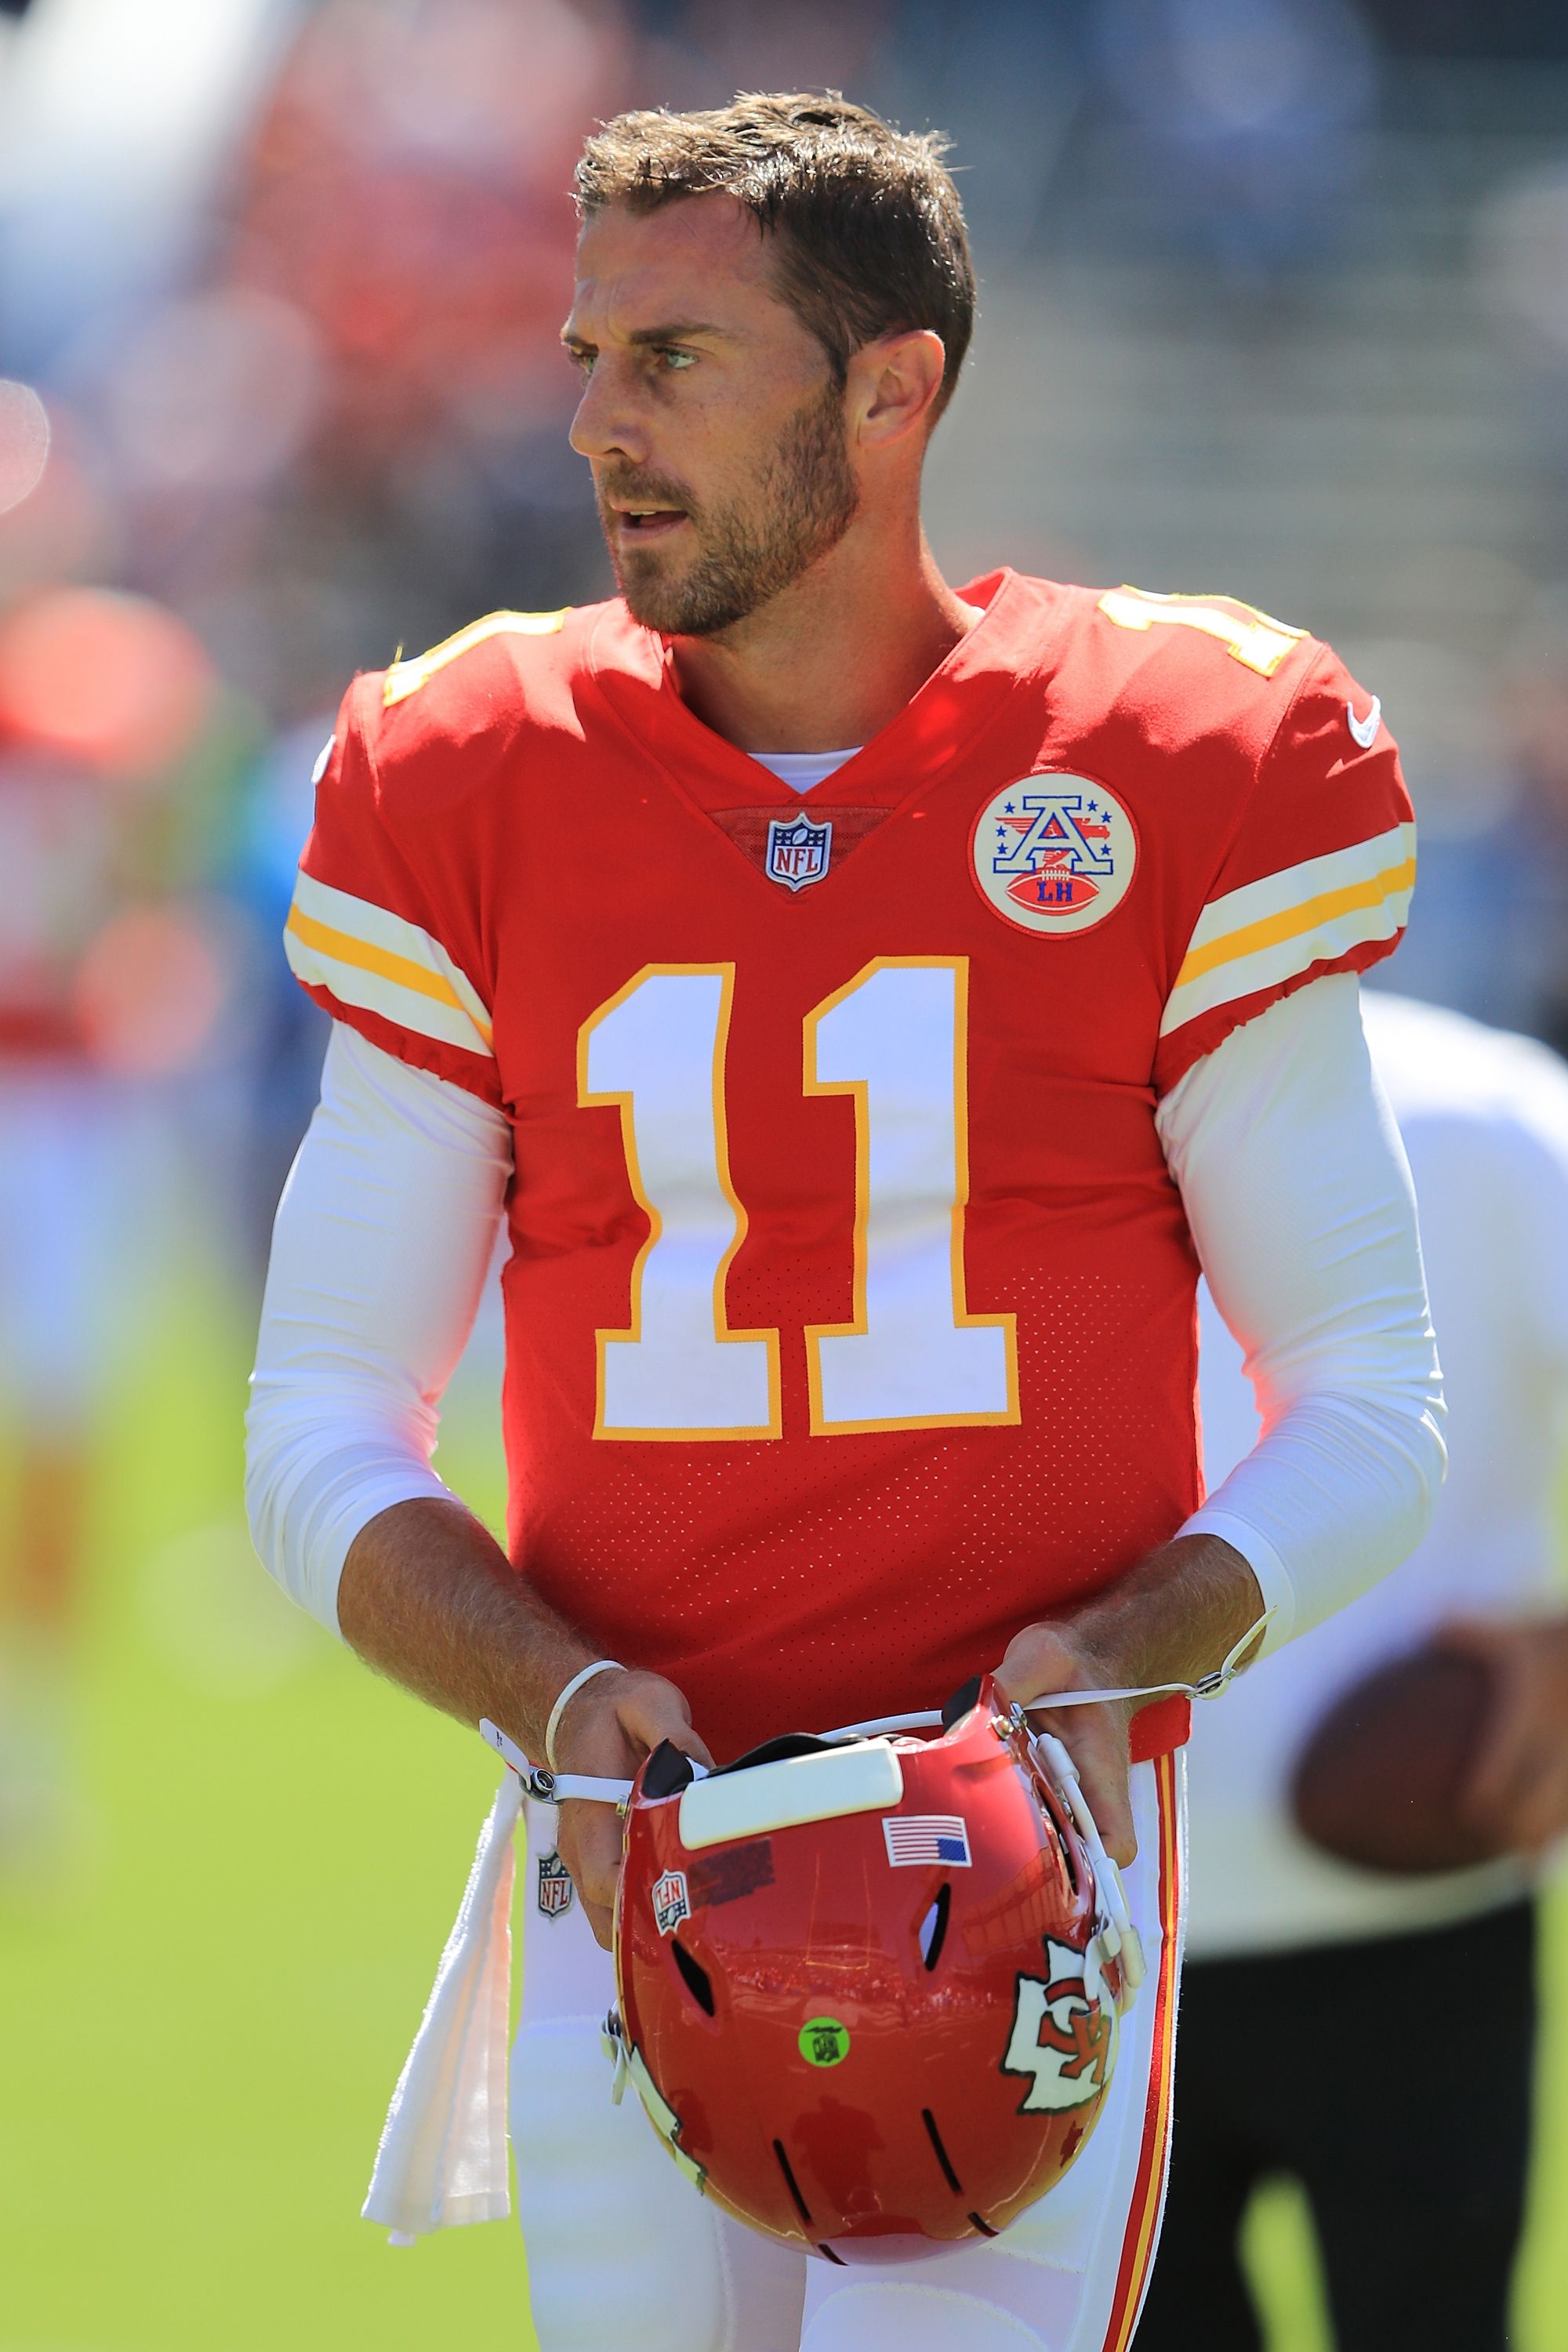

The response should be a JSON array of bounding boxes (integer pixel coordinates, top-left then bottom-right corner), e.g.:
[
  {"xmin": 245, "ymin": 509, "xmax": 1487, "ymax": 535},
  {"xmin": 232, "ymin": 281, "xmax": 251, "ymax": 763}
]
[{"xmin": 568, "ymin": 194, "xmax": 796, "ymax": 341}]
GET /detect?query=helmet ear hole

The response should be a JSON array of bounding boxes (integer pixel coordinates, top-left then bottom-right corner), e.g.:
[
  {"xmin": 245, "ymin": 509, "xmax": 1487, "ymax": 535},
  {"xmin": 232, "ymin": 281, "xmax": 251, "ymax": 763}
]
[
  {"xmin": 670, "ymin": 1937, "xmax": 716, "ymax": 2016},
  {"xmin": 918, "ymin": 1884, "xmax": 951, "ymax": 1971}
]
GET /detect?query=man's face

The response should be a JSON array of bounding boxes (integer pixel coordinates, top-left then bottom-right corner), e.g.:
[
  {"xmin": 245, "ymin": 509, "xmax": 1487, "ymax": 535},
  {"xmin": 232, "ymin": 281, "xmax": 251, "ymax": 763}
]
[{"xmin": 563, "ymin": 196, "xmax": 860, "ymax": 636}]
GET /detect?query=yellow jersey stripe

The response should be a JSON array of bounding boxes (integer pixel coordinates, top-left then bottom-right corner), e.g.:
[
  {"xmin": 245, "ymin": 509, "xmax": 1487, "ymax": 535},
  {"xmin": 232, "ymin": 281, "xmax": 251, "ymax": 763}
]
[
  {"xmin": 289, "ymin": 869, "xmax": 493, "ymax": 1034},
  {"xmin": 1103, "ymin": 1749, "xmax": 1181, "ymax": 2352},
  {"xmin": 285, "ymin": 906, "xmax": 493, "ymax": 1043},
  {"xmin": 1182, "ymin": 822, "xmax": 1414, "ymax": 954},
  {"xmin": 1175, "ymin": 853, "xmax": 1416, "ymax": 989}
]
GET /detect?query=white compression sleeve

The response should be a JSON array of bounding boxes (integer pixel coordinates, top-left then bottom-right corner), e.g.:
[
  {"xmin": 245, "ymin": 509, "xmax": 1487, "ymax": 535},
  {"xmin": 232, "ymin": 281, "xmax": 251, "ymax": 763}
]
[
  {"xmin": 245, "ymin": 1025, "xmax": 511, "ymax": 1633},
  {"xmin": 1159, "ymin": 974, "xmax": 1446, "ymax": 1653}
]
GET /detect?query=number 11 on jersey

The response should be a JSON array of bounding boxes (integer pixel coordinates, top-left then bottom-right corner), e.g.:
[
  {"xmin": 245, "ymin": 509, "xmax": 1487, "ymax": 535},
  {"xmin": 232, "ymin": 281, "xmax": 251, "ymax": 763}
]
[
  {"xmin": 804, "ymin": 959, "xmax": 1018, "ymax": 1434},
  {"xmin": 579, "ymin": 959, "xmax": 1018, "ymax": 1439}
]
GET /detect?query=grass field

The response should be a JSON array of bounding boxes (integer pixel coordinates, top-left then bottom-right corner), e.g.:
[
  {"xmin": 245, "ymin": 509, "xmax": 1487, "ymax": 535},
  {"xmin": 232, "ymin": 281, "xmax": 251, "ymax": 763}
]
[{"xmin": 2, "ymin": 1276, "xmax": 1565, "ymax": 2350}]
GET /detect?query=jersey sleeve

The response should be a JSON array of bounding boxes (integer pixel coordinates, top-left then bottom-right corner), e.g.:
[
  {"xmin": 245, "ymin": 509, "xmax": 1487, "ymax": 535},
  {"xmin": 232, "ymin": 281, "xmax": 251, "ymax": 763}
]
[
  {"xmin": 282, "ymin": 675, "xmax": 502, "ymax": 1108},
  {"xmin": 1153, "ymin": 642, "xmax": 1415, "ymax": 1096}
]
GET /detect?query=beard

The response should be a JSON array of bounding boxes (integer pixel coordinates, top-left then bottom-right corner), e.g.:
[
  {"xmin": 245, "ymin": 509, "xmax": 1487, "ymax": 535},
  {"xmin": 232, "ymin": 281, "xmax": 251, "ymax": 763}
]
[{"xmin": 597, "ymin": 379, "xmax": 861, "ymax": 637}]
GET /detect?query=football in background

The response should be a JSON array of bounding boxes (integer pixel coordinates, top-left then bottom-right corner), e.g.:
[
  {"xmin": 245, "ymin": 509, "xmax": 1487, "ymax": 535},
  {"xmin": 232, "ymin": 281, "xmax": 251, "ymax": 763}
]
[{"xmin": 1290, "ymin": 1643, "xmax": 1504, "ymax": 1875}]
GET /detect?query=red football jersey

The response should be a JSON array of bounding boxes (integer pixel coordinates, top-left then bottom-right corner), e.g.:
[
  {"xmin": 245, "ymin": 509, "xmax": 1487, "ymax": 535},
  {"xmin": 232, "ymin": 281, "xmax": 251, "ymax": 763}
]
[{"xmin": 286, "ymin": 572, "xmax": 1414, "ymax": 1760}]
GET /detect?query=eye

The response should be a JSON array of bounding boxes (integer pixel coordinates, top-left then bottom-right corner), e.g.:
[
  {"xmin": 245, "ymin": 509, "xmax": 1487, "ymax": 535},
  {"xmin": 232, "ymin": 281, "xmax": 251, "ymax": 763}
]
[
  {"xmin": 654, "ymin": 347, "xmax": 696, "ymax": 373},
  {"xmin": 566, "ymin": 347, "xmax": 595, "ymax": 376}
]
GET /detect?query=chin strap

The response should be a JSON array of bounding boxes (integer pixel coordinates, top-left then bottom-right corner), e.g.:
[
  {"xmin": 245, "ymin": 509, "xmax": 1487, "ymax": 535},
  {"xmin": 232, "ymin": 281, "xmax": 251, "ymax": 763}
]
[
  {"xmin": 823, "ymin": 1610, "xmax": 1275, "ymax": 1744},
  {"xmin": 480, "ymin": 1612, "xmax": 1276, "ymax": 1809},
  {"xmin": 479, "ymin": 1717, "xmax": 642, "ymax": 1807},
  {"xmin": 1007, "ymin": 1608, "xmax": 1277, "ymax": 1714},
  {"xmin": 1029, "ymin": 1726, "xmax": 1146, "ymax": 2000}
]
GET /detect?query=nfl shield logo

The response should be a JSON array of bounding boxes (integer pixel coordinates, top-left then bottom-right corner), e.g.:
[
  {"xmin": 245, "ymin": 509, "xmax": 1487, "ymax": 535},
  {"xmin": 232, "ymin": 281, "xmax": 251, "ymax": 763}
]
[
  {"xmin": 536, "ymin": 1851, "xmax": 575, "ymax": 1918},
  {"xmin": 764, "ymin": 814, "xmax": 833, "ymax": 892},
  {"xmin": 652, "ymin": 1869, "xmax": 690, "ymax": 1936}
]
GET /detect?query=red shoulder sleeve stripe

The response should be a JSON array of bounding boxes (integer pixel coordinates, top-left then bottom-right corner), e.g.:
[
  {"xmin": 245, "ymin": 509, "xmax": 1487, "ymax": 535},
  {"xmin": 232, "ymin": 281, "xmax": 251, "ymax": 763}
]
[
  {"xmin": 283, "ymin": 868, "xmax": 493, "ymax": 1061},
  {"xmin": 1160, "ymin": 818, "xmax": 1415, "ymax": 1044}
]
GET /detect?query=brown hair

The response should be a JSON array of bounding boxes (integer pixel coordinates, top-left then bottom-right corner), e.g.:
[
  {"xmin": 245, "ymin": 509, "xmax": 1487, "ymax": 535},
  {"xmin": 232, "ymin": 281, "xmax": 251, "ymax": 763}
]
[{"xmin": 574, "ymin": 93, "xmax": 975, "ymax": 424}]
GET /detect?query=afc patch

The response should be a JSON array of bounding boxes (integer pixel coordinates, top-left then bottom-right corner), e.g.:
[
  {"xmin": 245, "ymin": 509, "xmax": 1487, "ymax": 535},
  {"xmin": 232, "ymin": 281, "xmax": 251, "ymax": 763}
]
[
  {"xmin": 971, "ymin": 773, "xmax": 1138, "ymax": 936},
  {"xmin": 536, "ymin": 1850, "xmax": 575, "ymax": 1919},
  {"xmin": 764, "ymin": 813, "xmax": 833, "ymax": 892}
]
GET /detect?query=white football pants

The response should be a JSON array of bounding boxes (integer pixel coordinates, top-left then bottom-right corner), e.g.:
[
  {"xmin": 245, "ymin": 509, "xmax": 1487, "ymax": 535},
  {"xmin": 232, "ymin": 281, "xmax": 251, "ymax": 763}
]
[{"xmin": 510, "ymin": 1752, "xmax": 1185, "ymax": 2352}]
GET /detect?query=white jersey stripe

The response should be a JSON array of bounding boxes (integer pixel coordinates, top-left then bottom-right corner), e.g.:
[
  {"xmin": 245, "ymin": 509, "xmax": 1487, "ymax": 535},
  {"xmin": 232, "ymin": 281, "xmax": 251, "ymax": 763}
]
[
  {"xmin": 285, "ymin": 871, "xmax": 494, "ymax": 1059},
  {"xmin": 1179, "ymin": 822, "xmax": 1414, "ymax": 964},
  {"xmin": 1161, "ymin": 822, "xmax": 1415, "ymax": 1038}
]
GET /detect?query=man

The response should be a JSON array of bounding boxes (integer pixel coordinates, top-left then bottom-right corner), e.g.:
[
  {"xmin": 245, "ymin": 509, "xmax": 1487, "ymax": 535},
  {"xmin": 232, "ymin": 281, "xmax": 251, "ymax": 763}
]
[
  {"xmin": 1138, "ymin": 989, "xmax": 1568, "ymax": 2352},
  {"xmin": 246, "ymin": 96, "xmax": 1443, "ymax": 2352}
]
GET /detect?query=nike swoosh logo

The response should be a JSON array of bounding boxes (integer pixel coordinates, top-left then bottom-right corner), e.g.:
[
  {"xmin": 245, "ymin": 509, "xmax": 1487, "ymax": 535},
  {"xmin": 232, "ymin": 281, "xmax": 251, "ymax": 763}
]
[{"xmin": 1347, "ymin": 696, "xmax": 1381, "ymax": 750}]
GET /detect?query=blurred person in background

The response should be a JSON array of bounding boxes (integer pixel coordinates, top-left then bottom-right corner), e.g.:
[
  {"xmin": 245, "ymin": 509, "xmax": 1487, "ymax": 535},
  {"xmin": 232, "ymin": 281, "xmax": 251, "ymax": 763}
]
[
  {"xmin": 1505, "ymin": 586, "xmax": 1568, "ymax": 1057},
  {"xmin": 247, "ymin": 92, "xmax": 1444, "ymax": 2352},
  {"xmin": 0, "ymin": 580, "xmax": 215, "ymax": 1873},
  {"xmin": 1138, "ymin": 989, "xmax": 1568, "ymax": 2352}
]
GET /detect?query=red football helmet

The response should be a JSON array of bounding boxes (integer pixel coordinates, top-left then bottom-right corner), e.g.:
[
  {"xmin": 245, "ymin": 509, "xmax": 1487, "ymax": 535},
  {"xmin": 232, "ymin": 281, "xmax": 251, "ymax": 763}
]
[{"xmin": 606, "ymin": 1675, "xmax": 1142, "ymax": 2263}]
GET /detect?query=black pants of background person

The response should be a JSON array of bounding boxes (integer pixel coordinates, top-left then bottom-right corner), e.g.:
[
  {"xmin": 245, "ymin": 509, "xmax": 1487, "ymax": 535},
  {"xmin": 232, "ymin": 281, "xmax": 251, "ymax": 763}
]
[{"xmin": 1135, "ymin": 1900, "xmax": 1537, "ymax": 2352}]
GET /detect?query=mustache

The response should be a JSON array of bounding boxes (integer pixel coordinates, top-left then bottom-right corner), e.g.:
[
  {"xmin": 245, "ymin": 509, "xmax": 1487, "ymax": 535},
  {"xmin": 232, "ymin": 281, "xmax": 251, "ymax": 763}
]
[{"xmin": 595, "ymin": 468, "xmax": 698, "ymax": 516}]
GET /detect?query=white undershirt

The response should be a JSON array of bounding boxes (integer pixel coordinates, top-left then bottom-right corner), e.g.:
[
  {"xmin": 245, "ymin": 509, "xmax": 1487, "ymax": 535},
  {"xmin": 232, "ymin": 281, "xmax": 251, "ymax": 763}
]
[
  {"xmin": 751, "ymin": 748, "xmax": 860, "ymax": 793},
  {"xmin": 245, "ymin": 973, "xmax": 1445, "ymax": 1660}
]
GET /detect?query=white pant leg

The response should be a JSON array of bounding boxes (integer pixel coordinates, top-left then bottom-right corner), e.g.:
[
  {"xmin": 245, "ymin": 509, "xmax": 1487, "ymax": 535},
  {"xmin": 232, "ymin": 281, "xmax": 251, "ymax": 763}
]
[
  {"xmin": 798, "ymin": 1753, "xmax": 1186, "ymax": 2352},
  {"xmin": 511, "ymin": 1797, "xmax": 808, "ymax": 2352}
]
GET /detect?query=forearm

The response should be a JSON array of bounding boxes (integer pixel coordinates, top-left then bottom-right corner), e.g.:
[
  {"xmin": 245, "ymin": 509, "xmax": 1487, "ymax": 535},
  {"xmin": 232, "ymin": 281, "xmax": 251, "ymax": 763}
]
[
  {"xmin": 338, "ymin": 1493, "xmax": 710, "ymax": 1951},
  {"xmin": 1057, "ymin": 1532, "xmax": 1265, "ymax": 1692},
  {"xmin": 336, "ymin": 1495, "xmax": 597, "ymax": 1759},
  {"xmin": 996, "ymin": 1534, "xmax": 1264, "ymax": 1870}
]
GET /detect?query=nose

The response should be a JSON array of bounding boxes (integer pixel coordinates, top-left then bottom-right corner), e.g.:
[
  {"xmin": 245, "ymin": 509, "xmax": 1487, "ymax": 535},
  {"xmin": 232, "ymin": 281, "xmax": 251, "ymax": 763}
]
[{"xmin": 568, "ymin": 361, "xmax": 648, "ymax": 467}]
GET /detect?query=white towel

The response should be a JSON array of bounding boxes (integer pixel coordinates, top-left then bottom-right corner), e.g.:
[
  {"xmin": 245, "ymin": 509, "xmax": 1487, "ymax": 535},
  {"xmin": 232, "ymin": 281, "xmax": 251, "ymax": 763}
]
[{"xmin": 362, "ymin": 1772, "xmax": 523, "ymax": 2242}]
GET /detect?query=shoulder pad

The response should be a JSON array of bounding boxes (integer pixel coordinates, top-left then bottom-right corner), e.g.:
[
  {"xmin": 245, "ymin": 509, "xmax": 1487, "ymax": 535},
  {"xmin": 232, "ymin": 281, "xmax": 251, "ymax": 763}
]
[
  {"xmin": 380, "ymin": 608, "xmax": 571, "ymax": 708},
  {"xmin": 1094, "ymin": 585, "xmax": 1310, "ymax": 682}
]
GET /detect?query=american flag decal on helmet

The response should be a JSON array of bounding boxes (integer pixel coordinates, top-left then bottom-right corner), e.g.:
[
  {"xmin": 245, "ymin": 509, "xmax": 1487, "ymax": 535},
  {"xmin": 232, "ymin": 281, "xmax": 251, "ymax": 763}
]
[{"xmin": 884, "ymin": 1814, "xmax": 971, "ymax": 1867}]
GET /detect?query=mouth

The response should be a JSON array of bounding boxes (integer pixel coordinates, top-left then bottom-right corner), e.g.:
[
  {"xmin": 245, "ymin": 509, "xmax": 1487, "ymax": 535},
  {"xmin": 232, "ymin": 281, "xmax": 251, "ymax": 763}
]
[{"xmin": 608, "ymin": 501, "xmax": 690, "ymax": 544}]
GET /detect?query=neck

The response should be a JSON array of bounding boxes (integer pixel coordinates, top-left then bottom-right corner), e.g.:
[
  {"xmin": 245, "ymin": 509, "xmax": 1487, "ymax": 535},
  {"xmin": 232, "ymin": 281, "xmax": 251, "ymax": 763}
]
[{"xmin": 666, "ymin": 512, "xmax": 980, "ymax": 754}]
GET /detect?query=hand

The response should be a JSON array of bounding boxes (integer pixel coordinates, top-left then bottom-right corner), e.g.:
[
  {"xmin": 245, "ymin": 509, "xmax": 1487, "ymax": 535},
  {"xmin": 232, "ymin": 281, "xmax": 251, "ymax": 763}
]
[
  {"xmin": 1438, "ymin": 1615, "xmax": 1568, "ymax": 1858},
  {"xmin": 993, "ymin": 1619, "xmax": 1137, "ymax": 1866},
  {"xmin": 550, "ymin": 1668, "xmax": 713, "ymax": 1949}
]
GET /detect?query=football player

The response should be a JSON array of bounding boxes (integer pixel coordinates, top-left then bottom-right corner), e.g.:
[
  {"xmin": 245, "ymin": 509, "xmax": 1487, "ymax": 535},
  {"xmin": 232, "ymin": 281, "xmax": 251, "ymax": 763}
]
[
  {"xmin": 246, "ymin": 96, "xmax": 1445, "ymax": 2352},
  {"xmin": 1139, "ymin": 991, "xmax": 1568, "ymax": 2352}
]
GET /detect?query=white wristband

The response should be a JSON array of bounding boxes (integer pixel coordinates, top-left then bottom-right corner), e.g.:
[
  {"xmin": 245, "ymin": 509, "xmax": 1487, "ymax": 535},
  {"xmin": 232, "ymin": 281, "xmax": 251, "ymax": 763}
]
[{"xmin": 544, "ymin": 1658, "xmax": 626, "ymax": 1771}]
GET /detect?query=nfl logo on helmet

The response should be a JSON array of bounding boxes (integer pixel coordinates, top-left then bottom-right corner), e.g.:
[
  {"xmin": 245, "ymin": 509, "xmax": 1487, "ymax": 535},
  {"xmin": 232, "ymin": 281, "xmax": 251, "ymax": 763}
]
[
  {"xmin": 652, "ymin": 1869, "xmax": 690, "ymax": 1936},
  {"xmin": 764, "ymin": 814, "xmax": 833, "ymax": 893}
]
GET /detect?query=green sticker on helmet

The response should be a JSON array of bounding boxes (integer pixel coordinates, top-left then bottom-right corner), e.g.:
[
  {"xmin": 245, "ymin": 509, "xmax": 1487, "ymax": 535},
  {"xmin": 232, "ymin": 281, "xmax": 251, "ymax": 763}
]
[{"xmin": 799, "ymin": 2016, "xmax": 850, "ymax": 2067}]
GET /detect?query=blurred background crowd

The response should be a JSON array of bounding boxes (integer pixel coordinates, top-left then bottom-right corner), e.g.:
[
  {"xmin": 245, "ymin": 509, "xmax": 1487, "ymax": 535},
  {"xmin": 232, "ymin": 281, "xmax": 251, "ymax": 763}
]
[{"xmin": 2, "ymin": 2, "xmax": 1568, "ymax": 2347}]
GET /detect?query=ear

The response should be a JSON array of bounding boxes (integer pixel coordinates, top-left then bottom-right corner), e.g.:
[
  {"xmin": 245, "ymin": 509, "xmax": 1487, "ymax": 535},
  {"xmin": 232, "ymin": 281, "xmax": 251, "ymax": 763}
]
[{"xmin": 850, "ymin": 328, "xmax": 948, "ymax": 450}]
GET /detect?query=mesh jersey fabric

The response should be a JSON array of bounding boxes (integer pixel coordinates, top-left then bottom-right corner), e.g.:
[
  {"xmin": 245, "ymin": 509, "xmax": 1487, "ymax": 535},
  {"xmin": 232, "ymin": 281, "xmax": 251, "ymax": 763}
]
[{"xmin": 280, "ymin": 572, "xmax": 1414, "ymax": 1762}]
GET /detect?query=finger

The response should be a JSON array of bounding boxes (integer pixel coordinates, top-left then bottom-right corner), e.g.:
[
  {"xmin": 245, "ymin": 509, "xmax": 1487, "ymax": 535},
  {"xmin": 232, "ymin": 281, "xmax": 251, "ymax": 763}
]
[
  {"xmin": 581, "ymin": 1893, "xmax": 615, "ymax": 1952},
  {"xmin": 1030, "ymin": 1704, "xmax": 1138, "ymax": 1867},
  {"xmin": 1073, "ymin": 1744, "xmax": 1138, "ymax": 1867},
  {"xmin": 1464, "ymin": 1653, "xmax": 1536, "ymax": 1824},
  {"xmin": 557, "ymin": 1798, "xmax": 625, "ymax": 1915},
  {"xmin": 1465, "ymin": 1716, "xmax": 1530, "ymax": 1828},
  {"xmin": 1496, "ymin": 1740, "xmax": 1568, "ymax": 1857},
  {"xmin": 1519, "ymin": 1771, "xmax": 1568, "ymax": 1858},
  {"xmin": 615, "ymin": 1679, "xmax": 715, "ymax": 1768},
  {"xmin": 994, "ymin": 1636, "xmax": 1082, "ymax": 1712}
]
